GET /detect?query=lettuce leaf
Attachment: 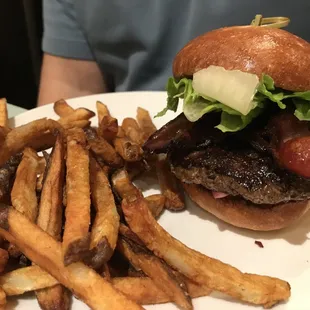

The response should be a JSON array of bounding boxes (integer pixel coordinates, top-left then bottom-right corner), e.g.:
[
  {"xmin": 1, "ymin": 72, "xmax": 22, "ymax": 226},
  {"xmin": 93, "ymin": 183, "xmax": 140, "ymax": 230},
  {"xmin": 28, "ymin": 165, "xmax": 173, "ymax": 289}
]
[{"xmin": 156, "ymin": 75, "xmax": 310, "ymax": 132}]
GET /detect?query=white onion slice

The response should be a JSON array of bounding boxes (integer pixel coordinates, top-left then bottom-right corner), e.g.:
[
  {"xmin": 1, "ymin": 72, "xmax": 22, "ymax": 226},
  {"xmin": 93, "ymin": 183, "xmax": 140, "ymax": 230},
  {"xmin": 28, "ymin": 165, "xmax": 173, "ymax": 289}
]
[{"xmin": 192, "ymin": 66, "xmax": 260, "ymax": 115}]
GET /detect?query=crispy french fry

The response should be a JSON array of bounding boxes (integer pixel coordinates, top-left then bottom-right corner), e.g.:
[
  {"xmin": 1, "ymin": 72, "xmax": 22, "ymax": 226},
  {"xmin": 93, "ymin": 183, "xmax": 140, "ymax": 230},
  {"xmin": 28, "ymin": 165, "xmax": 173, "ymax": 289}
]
[
  {"xmin": 156, "ymin": 155, "xmax": 185, "ymax": 211},
  {"xmin": 0, "ymin": 249, "xmax": 8, "ymax": 273},
  {"xmin": 85, "ymin": 128, "xmax": 124, "ymax": 168},
  {"xmin": 114, "ymin": 137, "xmax": 143, "ymax": 162},
  {"xmin": 145, "ymin": 194, "xmax": 165, "ymax": 218},
  {"xmin": 63, "ymin": 128, "xmax": 91, "ymax": 265},
  {"xmin": 96, "ymin": 101, "xmax": 110, "ymax": 124},
  {"xmin": 89, "ymin": 157, "xmax": 120, "ymax": 268},
  {"xmin": 9, "ymin": 148, "xmax": 40, "ymax": 257},
  {"xmin": 11, "ymin": 148, "xmax": 40, "ymax": 221},
  {"xmin": 0, "ymin": 206, "xmax": 143, "ymax": 310},
  {"xmin": 113, "ymin": 277, "xmax": 211, "ymax": 305},
  {"xmin": 117, "ymin": 126, "xmax": 125, "ymax": 138},
  {"xmin": 0, "ymin": 265, "xmax": 58, "ymax": 296},
  {"xmin": 36, "ymin": 286, "xmax": 71, "ymax": 310},
  {"xmin": 112, "ymin": 170, "xmax": 162, "ymax": 217},
  {"xmin": 0, "ymin": 266, "xmax": 210, "ymax": 305},
  {"xmin": 111, "ymin": 169, "xmax": 142, "ymax": 200},
  {"xmin": 102, "ymin": 263, "xmax": 111, "ymax": 281},
  {"xmin": 98, "ymin": 115, "xmax": 118, "ymax": 142},
  {"xmin": 0, "ymin": 99, "xmax": 8, "ymax": 128},
  {"xmin": 128, "ymin": 265, "xmax": 146, "ymax": 278},
  {"xmin": 35, "ymin": 134, "xmax": 69, "ymax": 310},
  {"xmin": 95, "ymin": 158, "xmax": 111, "ymax": 176},
  {"xmin": 53, "ymin": 99, "xmax": 74, "ymax": 117},
  {"xmin": 118, "ymin": 236, "xmax": 192, "ymax": 310},
  {"xmin": 125, "ymin": 159, "xmax": 150, "ymax": 180},
  {"xmin": 122, "ymin": 118, "xmax": 144, "ymax": 145},
  {"xmin": 0, "ymin": 118, "xmax": 62, "ymax": 166},
  {"xmin": 58, "ymin": 108, "xmax": 95, "ymax": 127},
  {"xmin": 0, "ymin": 287, "xmax": 6, "ymax": 308},
  {"xmin": 26, "ymin": 131, "xmax": 57, "ymax": 152},
  {"xmin": 62, "ymin": 119, "xmax": 91, "ymax": 130},
  {"xmin": 37, "ymin": 134, "xmax": 65, "ymax": 239},
  {"xmin": 121, "ymin": 196, "xmax": 291, "ymax": 308},
  {"xmin": 136, "ymin": 107, "xmax": 157, "ymax": 142}
]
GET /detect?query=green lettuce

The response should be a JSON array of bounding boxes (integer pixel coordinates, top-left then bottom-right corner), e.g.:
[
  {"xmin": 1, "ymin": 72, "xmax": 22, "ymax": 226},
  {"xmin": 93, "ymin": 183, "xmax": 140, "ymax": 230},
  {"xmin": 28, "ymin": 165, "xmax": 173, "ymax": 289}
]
[{"xmin": 156, "ymin": 75, "xmax": 310, "ymax": 132}]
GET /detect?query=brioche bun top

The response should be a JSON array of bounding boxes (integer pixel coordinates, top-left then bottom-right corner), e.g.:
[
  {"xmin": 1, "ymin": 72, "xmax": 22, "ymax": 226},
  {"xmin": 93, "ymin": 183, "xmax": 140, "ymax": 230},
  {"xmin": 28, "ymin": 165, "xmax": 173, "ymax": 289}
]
[{"xmin": 173, "ymin": 26, "xmax": 310, "ymax": 92}]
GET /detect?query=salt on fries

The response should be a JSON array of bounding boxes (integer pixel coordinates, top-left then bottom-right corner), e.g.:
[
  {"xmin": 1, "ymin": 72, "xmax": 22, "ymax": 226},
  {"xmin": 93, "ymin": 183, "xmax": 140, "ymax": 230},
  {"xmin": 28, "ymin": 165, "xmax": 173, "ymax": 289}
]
[{"xmin": 0, "ymin": 98, "xmax": 291, "ymax": 310}]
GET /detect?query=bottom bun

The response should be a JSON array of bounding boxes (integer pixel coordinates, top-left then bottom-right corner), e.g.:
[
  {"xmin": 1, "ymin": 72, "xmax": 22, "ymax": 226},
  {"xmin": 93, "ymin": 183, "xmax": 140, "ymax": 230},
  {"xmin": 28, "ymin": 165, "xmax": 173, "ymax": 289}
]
[{"xmin": 183, "ymin": 183, "xmax": 310, "ymax": 231}]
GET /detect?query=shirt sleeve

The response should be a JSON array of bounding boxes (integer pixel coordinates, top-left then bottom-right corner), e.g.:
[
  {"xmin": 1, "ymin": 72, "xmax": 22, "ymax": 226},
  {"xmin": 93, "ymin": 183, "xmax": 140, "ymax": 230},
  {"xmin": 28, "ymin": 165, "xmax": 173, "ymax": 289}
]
[{"xmin": 42, "ymin": 0, "xmax": 93, "ymax": 60}]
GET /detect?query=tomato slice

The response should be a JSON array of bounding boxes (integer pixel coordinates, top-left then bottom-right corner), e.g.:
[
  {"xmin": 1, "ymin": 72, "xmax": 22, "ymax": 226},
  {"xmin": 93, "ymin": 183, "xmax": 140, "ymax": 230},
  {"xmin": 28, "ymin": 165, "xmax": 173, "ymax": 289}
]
[{"xmin": 278, "ymin": 137, "xmax": 310, "ymax": 178}]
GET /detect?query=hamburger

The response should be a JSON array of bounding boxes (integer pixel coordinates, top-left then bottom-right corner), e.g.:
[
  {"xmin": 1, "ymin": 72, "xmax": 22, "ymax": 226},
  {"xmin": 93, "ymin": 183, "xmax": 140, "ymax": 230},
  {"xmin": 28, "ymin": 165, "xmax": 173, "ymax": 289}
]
[{"xmin": 144, "ymin": 25, "xmax": 310, "ymax": 231}]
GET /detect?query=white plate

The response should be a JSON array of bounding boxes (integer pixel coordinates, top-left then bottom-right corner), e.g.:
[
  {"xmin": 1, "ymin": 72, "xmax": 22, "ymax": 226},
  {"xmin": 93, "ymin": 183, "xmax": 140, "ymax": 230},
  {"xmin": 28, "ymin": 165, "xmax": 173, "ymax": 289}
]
[{"xmin": 8, "ymin": 91, "xmax": 310, "ymax": 310}]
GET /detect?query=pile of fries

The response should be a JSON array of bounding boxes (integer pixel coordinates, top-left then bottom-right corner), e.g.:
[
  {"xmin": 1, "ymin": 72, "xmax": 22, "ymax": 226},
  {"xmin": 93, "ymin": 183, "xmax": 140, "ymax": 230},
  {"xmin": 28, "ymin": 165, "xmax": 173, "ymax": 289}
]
[{"xmin": 0, "ymin": 97, "xmax": 291, "ymax": 309}]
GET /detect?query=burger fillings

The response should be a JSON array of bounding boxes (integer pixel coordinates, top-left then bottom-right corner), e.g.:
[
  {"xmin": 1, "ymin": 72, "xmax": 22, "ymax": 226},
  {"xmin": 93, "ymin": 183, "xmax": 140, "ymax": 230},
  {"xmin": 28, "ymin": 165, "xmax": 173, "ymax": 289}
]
[{"xmin": 144, "ymin": 26, "xmax": 310, "ymax": 231}]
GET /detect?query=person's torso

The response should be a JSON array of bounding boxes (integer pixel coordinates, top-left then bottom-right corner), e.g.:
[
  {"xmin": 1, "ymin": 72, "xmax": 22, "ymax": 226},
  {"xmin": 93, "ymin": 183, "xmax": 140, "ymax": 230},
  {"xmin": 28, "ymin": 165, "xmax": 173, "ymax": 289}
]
[{"xmin": 72, "ymin": 0, "xmax": 310, "ymax": 92}]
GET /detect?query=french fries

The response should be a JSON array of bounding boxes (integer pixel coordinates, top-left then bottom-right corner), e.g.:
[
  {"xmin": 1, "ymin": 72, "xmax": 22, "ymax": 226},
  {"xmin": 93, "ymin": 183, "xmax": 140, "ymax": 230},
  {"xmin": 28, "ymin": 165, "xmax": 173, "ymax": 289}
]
[
  {"xmin": 113, "ymin": 277, "xmax": 211, "ymax": 305},
  {"xmin": 53, "ymin": 99, "xmax": 74, "ymax": 117},
  {"xmin": 36, "ymin": 134, "xmax": 65, "ymax": 238},
  {"xmin": 117, "ymin": 236, "xmax": 192, "ymax": 310},
  {"xmin": 85, "ymin": 128, "xmax": 124, "ymax": 168},
  {"xmin": 58, "ymin": 108, "xmax": 95, "ymax": 127},
  {"xmin": 0, "ymin": 118, "xmax": 61, "ymax": 166},
  {"xmin": 9, "ymin": 148, "xmax": 40, "ymax": 257},
  {"xmin": 0, "ymin": 249, "xmax": 8, "ymax": 273},
  {"xmin": 145, "ymin": 194, "xmax": 165, "ymax": 218},
  {"xmin": 0, "ymin": 206, "xmax": 143, "ymax": 310},
  {"xmin": 0, "ymin": 287, "xmax": 6, "ymax": 309},
  {"xmin": 89, "ymin": 157, "xmax": 120, "ymax": 268},
  {"xmin": 112, "ymin": 170, "xmax": 163, "ymax": 218},
  {"xmin": 136, "ymin": 107, "xmax": 157, "ymax": 142},
  {"xmin": 0, "ymin": 98, "xmax": 295, "ymax": 310},
  {"xmin": 122, "ymin": 118, "xmax": 144, "ymax": 145},
  {"xmin": 26, "ymin": 131, "xmax": 57, "ymax": 152},
  {"xmin": 11, "ymin": 147, "xmax": 40, "ymax": 222},
  {"xmin": 0, "ymin": 265, "xmax": 58, "ymax": 296},
  {"xmin": 98, "ymin": 115, "xmax": 118, "ymax": 142},
  {"xmin": 0, "ymin": 98, "xmax": 8, "ymax": 128},
  {"xmin": 0, "ymin": 268, "xmax": 210, "ymax": 305},
  {"xmin": 114, "ymin": 137, "xmax": 143, "ymax": 162},
  {"xmin": 111, "ymin": 169, "xmax": 142, "ymax": 200},
  {"xmin": 63, "ymin": 128, "xmax": 91, "ymax": 265},
  {"xmin": 121, "ymin": 195, "xmax": 291, "ymax": 308},
  {"xmin": 62, "ymin": 119, "xmax": 91, "ymax": 130},
  {"xmin": 35, "ymin": 134, "xmax": 69, "ymax": 310},
  {"xmin": 96, "ymin": 101, "xmax": 110, "ymax": 124},
  {"xmin": 156, "ymin": 155, "xmax": 185, "ymax": 211}
]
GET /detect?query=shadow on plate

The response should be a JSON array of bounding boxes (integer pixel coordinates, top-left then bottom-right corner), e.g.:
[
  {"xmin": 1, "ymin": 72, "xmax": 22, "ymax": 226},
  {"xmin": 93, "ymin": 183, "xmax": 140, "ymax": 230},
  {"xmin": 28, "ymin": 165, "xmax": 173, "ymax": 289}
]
[
  {"xmin": 186, "ymin": 195, "xmax": 310, "ymax": 246},
  {"xmin": 206, "ymin": 291, "xmax": 288, "ymax": 309},
  {"xmin": 6, "ymin": 297, "xmax": 18, "ymax": 310}
]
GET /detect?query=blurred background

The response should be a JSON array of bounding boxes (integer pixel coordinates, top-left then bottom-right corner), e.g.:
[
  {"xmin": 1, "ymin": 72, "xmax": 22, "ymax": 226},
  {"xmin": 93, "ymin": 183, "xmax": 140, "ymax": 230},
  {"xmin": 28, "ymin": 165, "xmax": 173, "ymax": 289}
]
[
  {"xmin": 1, "ymin": 2, "xmax": 310, "ymax": 110},
  {"xmin": 0, "ymin": 0, "xmax": 42, "ymax": 110}
]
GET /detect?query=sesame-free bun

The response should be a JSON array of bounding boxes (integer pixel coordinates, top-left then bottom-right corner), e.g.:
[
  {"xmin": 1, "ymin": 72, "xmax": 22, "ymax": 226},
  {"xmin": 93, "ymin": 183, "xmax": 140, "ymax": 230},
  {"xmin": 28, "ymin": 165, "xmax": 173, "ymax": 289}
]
[
  {"xmin": 173, "ymin": 26, "xmax": 310, "ymax": 92},
  {"xmin": 183, "ymin": 183, "xmax": 310, "ymax": 231}
]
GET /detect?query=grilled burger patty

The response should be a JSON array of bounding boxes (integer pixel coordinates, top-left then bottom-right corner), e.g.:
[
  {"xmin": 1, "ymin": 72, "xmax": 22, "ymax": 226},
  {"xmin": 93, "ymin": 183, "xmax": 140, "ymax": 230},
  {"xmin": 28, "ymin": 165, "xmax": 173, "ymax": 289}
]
[
  {"xmin": 169, "ymin": 144, "xmax": 310, "ymax": 205},
  {"xmin": 145, "ymin": 111, "xmax": 310, "ymax": 206}
]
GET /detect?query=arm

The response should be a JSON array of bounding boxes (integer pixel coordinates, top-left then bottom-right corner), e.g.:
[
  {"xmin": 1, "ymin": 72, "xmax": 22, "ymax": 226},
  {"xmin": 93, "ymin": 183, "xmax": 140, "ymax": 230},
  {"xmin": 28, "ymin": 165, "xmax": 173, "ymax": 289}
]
[
  {"xmin": 38, "ymin": 0, "xmax": 107, "ymax": 106},
  {"xmin": 38, "ymin": 54, "xmax": 106, "ymax": 106}
]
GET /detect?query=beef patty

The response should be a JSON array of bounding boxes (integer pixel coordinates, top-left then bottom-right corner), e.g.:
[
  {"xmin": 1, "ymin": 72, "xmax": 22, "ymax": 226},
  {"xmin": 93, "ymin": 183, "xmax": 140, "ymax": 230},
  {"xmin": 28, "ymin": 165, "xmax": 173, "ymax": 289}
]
[
  {"xmin": 144, "ymin": 111, "xmax": 310, "ymax": 205},
  {"xmin": 169, "ymin": 144, "xmax": 310, "ymax": 205}
]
